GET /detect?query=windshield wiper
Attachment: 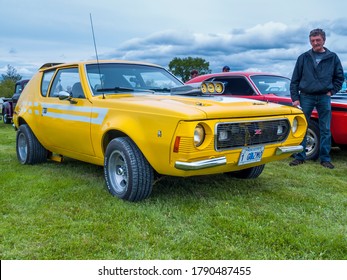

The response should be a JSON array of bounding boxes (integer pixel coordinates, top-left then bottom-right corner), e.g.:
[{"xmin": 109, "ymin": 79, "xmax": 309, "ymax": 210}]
[
  {"xmin": 97, "ymin": 87, "xmax": 155, "ymax": 94},
  {"xmin": 148, "ymin": 88, "xmax": 171, "ymax": 92},
  {"xmin": 97, "ymin": 87, "xmax": 134, "ymax": 93}
]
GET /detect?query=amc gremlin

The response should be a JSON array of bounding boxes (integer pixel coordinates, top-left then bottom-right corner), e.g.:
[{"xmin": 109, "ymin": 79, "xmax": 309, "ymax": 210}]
[{"xmin": 13, "ymin": 60, "xmax": 306, "ymax": 201}]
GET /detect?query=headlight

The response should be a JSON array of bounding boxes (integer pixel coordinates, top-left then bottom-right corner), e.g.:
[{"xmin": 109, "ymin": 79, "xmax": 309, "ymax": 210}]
[
  {"xmin": 215, "ymin": 83, "xmax": 223, "ymax": 93},
  {"xmin": 207, "ymin": 83, "xmax": 215, "ymax": 93},
  {"xmin": 194, "ymin": 124, "xmax": 205, "ymax": 147},
  {"xmin": 292, "ymin": 117, "xmax": 298, "ymax": 133},
  {"xmin": 201, "ymin": 83, "xmax": 207, "ymax": 93},
  {"xmin": 200, "ymin": 82, "xmax": 224, "ymax": 94}
]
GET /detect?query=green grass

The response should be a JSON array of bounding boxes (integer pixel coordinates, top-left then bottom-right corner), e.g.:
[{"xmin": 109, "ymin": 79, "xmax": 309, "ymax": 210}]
[{"xmin": 0, "ymin": 122, "xmax": 346, "ymax": 260}]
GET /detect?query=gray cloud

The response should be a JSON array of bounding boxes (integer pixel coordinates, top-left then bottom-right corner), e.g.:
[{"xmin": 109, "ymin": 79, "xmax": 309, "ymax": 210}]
[{"xmin": 98, "ymin": 20, "xmax": 347, "ymax": 77}]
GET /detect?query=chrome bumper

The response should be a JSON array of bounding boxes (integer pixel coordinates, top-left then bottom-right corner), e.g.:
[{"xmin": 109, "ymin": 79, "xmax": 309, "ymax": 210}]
[
  {"xmin": 175, "ymin": 157, "xmax": 227, "ymax": 170},
  {"xmin": 275, "ymin": 145, "xmax": 303, "ymax": 155},
  {"xmin": 175, "ymin": 145, "xmax": 303, "ymax": 171}
]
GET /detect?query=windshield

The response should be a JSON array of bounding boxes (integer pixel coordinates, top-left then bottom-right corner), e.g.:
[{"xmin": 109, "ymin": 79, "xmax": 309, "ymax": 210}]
[
  {"xmin": 250, "ymin": 75, "xmax": 291, "ymax": 96},
  {"xmin": 86, "ymin": 63, "xmax": 183, "ymax": 95}
]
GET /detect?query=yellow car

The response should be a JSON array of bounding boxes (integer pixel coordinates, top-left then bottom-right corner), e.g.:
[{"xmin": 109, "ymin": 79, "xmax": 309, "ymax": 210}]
[{"xmin": 13, "ymin": 60, "xmax": 306, "ymax": 201}]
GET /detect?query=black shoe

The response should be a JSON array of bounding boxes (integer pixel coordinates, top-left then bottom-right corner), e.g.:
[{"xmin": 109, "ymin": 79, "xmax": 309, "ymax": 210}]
[
  {"xmin": 289, "ymin": 159, "xmax": 305, "ymax": 166},
  {"xmin": 320, "ymin": 161, "xmax": 334, "ymax": 169}
]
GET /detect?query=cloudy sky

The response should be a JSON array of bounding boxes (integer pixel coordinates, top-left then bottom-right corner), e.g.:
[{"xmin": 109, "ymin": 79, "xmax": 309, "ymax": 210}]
[{"xmin": 1, "ymin": 0, "xmax": 347, "ymax": 80}]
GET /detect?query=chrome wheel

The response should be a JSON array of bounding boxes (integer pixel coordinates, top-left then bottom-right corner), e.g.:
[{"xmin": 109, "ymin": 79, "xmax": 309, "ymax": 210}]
[
  {"xmin": 17, "ymin": 132, "xmax": 28, "ymax": 163},
  {"xmin": 108, "ymin": 150, "xmax": 128, "ymax": 195},
  {"xmin": 305, "ymin": 121, "xmax": 320, "ymax": 160}
]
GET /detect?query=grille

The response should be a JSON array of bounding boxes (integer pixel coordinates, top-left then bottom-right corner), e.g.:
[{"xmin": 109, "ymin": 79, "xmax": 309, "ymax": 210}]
[{"xmin": 215, "ymin": 119, "xmax": 290, "ymax": 150}]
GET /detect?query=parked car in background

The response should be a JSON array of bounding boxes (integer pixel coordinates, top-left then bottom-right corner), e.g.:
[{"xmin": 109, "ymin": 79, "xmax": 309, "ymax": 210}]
[
  {"xmin": 13, "ymin": 60, "xmax": 307, "ymax": 202},
  {"xmin": 1, "ymin": 79, "xmax": 29, "ymax": 124},
  {"xmin": 187, "ymin": 72, "xmax": 347, "ymax": 160}
]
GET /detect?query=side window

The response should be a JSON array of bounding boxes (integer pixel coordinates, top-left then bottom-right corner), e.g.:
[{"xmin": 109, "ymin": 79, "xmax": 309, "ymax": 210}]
[
  {"xmin": 14, "ymin": 84, "xmax": 22, "ymax": 94},
  {"xmin": 48, "ymin": 68, "xmax": 84, "ymax": 98},
  {"xmin": 41, "ymin": 70, "xmax": 55, "ymax": 97},
  {"xmin": 224, "ymin": 78, "xmax": 255, "ymax": 96}
]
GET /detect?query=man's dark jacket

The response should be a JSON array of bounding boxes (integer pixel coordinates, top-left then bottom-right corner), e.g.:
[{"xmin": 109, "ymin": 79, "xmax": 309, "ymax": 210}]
[{"xmin": 290, "ymin": 47, "xmax": 344, "ymax": 102}]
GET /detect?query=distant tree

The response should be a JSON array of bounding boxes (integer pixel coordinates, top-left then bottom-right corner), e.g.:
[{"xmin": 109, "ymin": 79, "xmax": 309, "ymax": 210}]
[
  {"xmin": 1, "ymin": 64, "xmax": 22, "ymax": 82},
  {"xmin": 0, "ymin": 65, "xmax": 21, "ymax": 98},
  {"xmin": 0, "ymin": 79, "xmax": 16, "ymax": 98},
  {"xmin": 168, "ymin": 57, "xmax": 211, "ymax": 82}
]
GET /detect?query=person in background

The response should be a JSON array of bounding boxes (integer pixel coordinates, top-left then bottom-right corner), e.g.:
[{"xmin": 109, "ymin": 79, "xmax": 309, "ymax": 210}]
[
  {"xmin": 222, "ymin": 65, "xmax": 230, "ymax": 72},
  {"xmin": 190, "ymin": 69, "xmax": 199, "ymax": 79},
  {"xmin": 289, "ymin": 28, "xmax": 344, "ymax": 169}
]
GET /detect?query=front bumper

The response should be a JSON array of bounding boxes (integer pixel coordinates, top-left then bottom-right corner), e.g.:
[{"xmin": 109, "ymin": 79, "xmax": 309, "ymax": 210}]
[{"xmin": 175, "ymin": 145, "xmax": 303, "ymax": 171}]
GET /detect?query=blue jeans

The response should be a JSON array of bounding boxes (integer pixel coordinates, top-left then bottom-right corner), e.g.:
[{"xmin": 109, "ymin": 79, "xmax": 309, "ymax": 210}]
[{"xmin": 295, "ymin": 93, "xmax": 332, "ymax": 162}]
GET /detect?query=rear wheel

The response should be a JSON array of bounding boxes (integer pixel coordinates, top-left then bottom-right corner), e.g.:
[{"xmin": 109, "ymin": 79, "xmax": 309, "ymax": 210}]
[
  {"xmin": 3, "ymin": 112, "xmax": 11, "ymax": 124},
  {"xmin": 16, "ymin": 124, "xmax": 48, "ymax": 164},
  {"xmin": 226, "ymin": 164, "xmax": 265, "ymax": 179},
  {"xmin": 305, "ymin": 120, "xmax": 320, "ymax": 160},
  {"xmin": 104, "ymin": 137, "xmax": 153, "ymax": 202}
]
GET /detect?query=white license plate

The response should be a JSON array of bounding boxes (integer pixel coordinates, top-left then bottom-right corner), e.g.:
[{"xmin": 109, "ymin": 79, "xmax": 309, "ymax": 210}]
[{"xmin": 238, "ymin": 146, "xmax": 264, "ymax": 165}]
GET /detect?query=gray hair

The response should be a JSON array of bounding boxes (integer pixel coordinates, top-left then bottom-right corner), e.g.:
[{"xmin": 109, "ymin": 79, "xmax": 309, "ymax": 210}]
[{"xmin": 309, "ymin": 28, "xmax": 326, "ymax": 41}]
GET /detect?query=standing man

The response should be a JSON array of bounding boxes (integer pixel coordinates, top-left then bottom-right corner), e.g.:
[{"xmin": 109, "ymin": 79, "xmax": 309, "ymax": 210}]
[{"xmin": 290, "ymin": 28, "xmax": 344, "ymax": 169}]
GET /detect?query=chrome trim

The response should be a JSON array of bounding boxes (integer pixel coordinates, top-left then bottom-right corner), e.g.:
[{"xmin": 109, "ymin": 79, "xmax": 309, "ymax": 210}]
[
  {"xmin": 276, "ymin": 145, "xmax": 303, "ymax": 155},
  {"xmin": 175, "ymin": 157, "xmax": 227, "ymax": 170}
]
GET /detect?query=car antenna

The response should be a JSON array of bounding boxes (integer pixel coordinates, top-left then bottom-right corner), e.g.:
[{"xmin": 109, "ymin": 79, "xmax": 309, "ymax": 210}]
[{"xmin": 89, "ymin": 13, "xmax": 105, "ymax": 99}]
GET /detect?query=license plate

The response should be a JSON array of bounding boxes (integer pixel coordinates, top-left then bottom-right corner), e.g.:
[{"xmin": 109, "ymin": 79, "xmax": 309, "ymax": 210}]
[{"xmin": 238, "ymin": 146, "xmax": 264, "ymax": 165}]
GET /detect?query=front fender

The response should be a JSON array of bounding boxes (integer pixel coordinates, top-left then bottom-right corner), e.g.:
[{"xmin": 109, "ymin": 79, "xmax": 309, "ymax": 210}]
[{"xmin": 94, "ymin": 113, "xmax": 181, "ymax": 173}]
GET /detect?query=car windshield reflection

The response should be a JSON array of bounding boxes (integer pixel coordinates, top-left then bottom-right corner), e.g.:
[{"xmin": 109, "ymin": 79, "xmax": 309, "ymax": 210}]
[
  {"xmin": 86, "ymin": 63, "xmax": 183, "ymax": 95},
  {"xmin": 250, "ymin": 75, "xmax": 291, "ymax": 96}
]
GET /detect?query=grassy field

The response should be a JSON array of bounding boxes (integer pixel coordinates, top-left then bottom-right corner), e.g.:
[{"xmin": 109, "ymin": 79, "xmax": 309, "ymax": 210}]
[{"xmin": 0, "ymin": 122, "xmax": 346, "ymax": 260}]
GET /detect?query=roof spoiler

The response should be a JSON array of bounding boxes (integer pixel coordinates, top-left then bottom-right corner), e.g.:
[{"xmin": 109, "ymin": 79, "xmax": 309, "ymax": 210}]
[{"xmin": 39, "ymin": 63, "xmax": 64, "ymax": 69}]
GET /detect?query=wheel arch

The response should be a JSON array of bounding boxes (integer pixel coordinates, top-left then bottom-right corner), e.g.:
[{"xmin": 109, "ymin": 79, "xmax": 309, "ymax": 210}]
[
  {"xmin": 102, "ymin": 129, "xmax": 129, "ymax": 154},
  {"xmin": 99, "ymin": 116, "xmax": 175, "ymax": 174}
]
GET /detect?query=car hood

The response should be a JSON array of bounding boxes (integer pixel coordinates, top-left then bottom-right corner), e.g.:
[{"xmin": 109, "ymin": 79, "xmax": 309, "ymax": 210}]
[{"xmin": 94, "ymin": 94, "xmax": 300, "ymax": 119}]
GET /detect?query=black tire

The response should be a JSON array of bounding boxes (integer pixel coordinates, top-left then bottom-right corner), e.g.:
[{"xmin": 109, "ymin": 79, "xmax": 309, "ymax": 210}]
[
  {"xmin": 104, "ymin": 137, "xmax": 153, "ymax": 202},
  {"xmin": 3, "ymin": 112, "xmax": 11, "ymax": 124},
  {"xmin": 338, "ymin": 145, "xmax": 347, "ymax": 151},
  {"xmin": 226, "ymin": 164, "xmax": 265, "ymax": 179},
  {"xmin": 16, "ymin": 124, "xmax": 48, "ymax": 164},
  {"xmin": 305, "ymin": 120, "xmax": 320, "ymax": 160}
]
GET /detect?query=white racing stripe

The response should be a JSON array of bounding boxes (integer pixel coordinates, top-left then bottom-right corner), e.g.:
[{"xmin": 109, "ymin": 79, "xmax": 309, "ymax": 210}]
[{"xmin": 36, "ymin": 103, "xmax": 109, "ymax": 125}]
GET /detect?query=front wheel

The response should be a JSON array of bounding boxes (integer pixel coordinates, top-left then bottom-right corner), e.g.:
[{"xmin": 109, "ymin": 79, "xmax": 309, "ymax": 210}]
[
  {"xmin": 16, "ymin": 124, "xmax": 48, "ymax": 164},
  {"xmin": 104, "ymin": 137, "xmax": 154, "ymax": 202},
  {"xmin": 226, "ymin": 164, "xmax": 265, "ymax": 179}
]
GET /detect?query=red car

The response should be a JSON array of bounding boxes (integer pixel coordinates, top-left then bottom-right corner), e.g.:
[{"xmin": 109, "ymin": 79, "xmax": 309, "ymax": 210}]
[{"xmin": 187, "ymin": 72, "xmax": 347, "ymax": 160}]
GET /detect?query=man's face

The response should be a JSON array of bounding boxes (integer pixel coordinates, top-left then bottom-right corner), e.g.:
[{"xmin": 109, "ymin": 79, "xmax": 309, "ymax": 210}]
[{"xmin": 310, "ymin": 35, "xmax": 325, "ymax": 52}]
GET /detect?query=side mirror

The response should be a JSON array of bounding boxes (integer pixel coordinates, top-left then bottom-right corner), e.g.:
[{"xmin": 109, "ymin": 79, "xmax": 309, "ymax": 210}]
[{"xmin": 58, "ymin": 91, "xmax": 77, "ymax": 104}]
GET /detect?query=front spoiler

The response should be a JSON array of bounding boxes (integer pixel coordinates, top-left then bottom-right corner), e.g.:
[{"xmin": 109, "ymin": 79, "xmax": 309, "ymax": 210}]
[{"xmin": 175, "ymin": 145, "xmax": 303, "ymax": 171}]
